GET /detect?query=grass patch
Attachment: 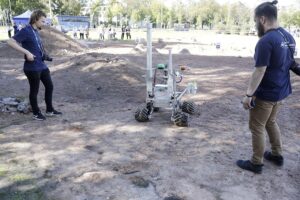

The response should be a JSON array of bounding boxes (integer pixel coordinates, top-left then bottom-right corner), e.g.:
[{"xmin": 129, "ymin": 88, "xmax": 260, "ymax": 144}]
[
  {"xmin": 0, "ymin": 172, "xmax": 47, "ymax": 200},
  {"xmin": 0, "ymin": 166, "xmax": 7, "ymax": 176},
  {"xmin": 0, "ymin": 187, "xmax": 46, "ymax": 200},
  {"xmin": 10, "ymin": 173, "xmax": 32, "ymax": 182}
]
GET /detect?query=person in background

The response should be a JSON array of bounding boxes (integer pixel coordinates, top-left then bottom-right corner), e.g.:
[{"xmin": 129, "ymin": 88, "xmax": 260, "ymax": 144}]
[
  {"xmin": 85, "ymin": 28, "xmax": 89, "ymax": 39},
  {"xmin": 73, "ymin": 27, "xmax": 77, "ymax": 39},
  {"xmin": 121, "ymin": 25, "xmax": 125, "ymax": 40},
  {"xmin": 7, "ymin": 25, "xmax": 12, "ymax": 38},
  {"xmin": 112, "ymin": 28, "xmax": 116, "ymax": 39},
  {"xmin": 126, "ymin": 25, "xmax": 131, "ymax": 40},
  {"xmin": 99, "ymin": 25, "xmax": 105, "ymax": 40},
  {"xmin": 13, "ymin": 23, "xmax": 18, "ymax": 35},
  {"xmin": 79, "ymin": 28, "xmax": 84, "ymax": 39},
  {"xmin": 108, "ymin": 26, "xmax": 112, "ymax": 39}
]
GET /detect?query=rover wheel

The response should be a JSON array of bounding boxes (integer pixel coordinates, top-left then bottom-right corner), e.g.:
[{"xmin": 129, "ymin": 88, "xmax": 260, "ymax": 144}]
[
  {"xmin": 181, "ymin": 101, "xmax": 196, "ymax": 114},
  {"xmin": 135, "ymin": 106, "xmax": 150, "ymax": 122},
  {"xmin": 173, "ymin": 112, "xmax": 189, "ymax": 127}
]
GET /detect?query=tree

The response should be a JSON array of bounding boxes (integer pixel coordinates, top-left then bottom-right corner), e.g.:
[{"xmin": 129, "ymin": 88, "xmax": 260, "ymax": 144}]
[
  {"xmin": 128, "ymin": 1, "xmax": 150, "ymax": 24},
  {"xmin": 149, "ymin": 0, "xmax": 167, "ymax": 28},
  {"xmin": 89, "ymin": 0, "xmax": 104, "ymax": 25},
  {"xmin": 197, "ymin": 0, "xmax": 220, "ymax": 29},
  {"xmin": 188, "ymin": 1, "xmax": 200, "ymax": 26},
  {"xmin": 0, "ymin": 0, "xmax": 46, "ymax": 16},
  {"xmin": 292, "ymin": 11, "xmax": 300, "ymax": 27},
  {"xmin": 108, "ymin": 0, "xmax": 125, "ymax": 26},
  {"xmin": 226, "ymin": 2, "xmax": 251, "ymax": 34},
  {"xmin": 51, "ymin": 0, "xmax": 81, "ymax": 15},
  {"xmin": 279, "ymin": 8, "xmax": 300, "ymax": 28},
  {"xmin": 167, "ymin": 5, "xmax": 176, "ymax": 28}
]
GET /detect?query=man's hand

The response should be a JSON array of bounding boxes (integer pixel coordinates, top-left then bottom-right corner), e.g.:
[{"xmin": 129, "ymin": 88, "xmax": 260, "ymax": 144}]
[
  {"xmin": 25, "ymin": 52, "xmax": 35, "ymax": 61},
  {"xmin": 243, "ymin": 66, "xmax": 266, "ymax": 110},
  {"xmin": 242, "ymin": 96, "xmax": 253, "ymax": 110}
]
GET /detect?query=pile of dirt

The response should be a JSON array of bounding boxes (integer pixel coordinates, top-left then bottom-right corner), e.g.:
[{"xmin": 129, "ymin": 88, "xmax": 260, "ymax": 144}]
[
  {"xmin": 48, "ymin": 51, "xmax": 145, "ymax": 102},
  {"xmin": 71, "ymin": 52, "xmax": 127, "ymax": 66},
  {"xmin": 0, "ymin": 26, "xmax": 87, "ymax": 59},
  {"xmin": 155, "ymin": 38, "xmax": 167, "ymax": 49},
  {"xmin": 179, "ymin": 48, "xmax": 191, "ymax": 55},
  {"xmin": 40, "ymin": 26, "xmax": 86, "ymax": 55},
  {"xmin": 0, "ymin": 41, "xmax": 20, "ymax": 58},
  {"xmin": 132, "ymin": 43, "xmax": 146, "ymax": 54}
]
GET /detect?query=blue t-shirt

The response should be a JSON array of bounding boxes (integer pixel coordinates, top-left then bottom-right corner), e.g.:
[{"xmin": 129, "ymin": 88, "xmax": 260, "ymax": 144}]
[
  {"xmin": 254, "ymin": 27, "xmax": 295, "ymax": 101},
  {"xmin": 12, "ymin": 25, "xmax": 47, "ymax": 72}
]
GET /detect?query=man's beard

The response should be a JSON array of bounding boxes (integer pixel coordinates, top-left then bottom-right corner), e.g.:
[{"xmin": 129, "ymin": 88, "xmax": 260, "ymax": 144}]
[{"xmin": 256, "ymin": 22, "xmax": 265, "ymax": 38}]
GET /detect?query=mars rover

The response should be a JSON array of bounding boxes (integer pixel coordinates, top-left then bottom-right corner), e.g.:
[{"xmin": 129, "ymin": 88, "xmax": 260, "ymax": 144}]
[{"xmin": 134, "ymin": 23, "xmax": 197, "ymax": 127}]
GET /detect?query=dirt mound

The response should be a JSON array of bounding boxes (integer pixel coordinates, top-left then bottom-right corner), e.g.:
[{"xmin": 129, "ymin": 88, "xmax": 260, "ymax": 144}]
[
  {"xmin": 71, "ymin": 52, "xmax": 126, "ymax": 66},
  {"xmin": 40, "ymin": 26, "xmax": 86, "ymax": 55},
  {"xmin": 155, "ymin": 38, "xmax": 167, "ymax": 49},
  {"xmin": 152, "ymin": 48, "xmax": 159, "ymax": 53},
  {"xmin": 132, "ymin": 43, "xmax": 146, "ymax": 54},
  {"xmin": 0, "ymin": 41, "xmax": 21, "ymax": 58},
  {"xmin": 50, "ymin": 52, "xmax": 145, "ymax": 103},
  {"xmin": 179, "ymin": 48, "xmax": 191, "ymax": 55},
  {"xmin": 0, "ymin": 26, "xmax": 86, "ymax": 58}
]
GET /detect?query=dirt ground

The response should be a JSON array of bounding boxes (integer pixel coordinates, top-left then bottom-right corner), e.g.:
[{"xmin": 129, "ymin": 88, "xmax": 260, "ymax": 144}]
[{"xmin": 0, "ymin": 28, "xmax": 299, "ymax": 200}]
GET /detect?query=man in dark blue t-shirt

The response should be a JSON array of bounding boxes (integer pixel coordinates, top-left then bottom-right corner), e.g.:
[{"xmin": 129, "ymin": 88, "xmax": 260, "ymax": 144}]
[
  {"xmin": 237, "ymin": 1, "xmax": 295, "ymax": 174},
  {"xmin": 7, "ymin": 10, "xmax": 62, "ymax": 121}
]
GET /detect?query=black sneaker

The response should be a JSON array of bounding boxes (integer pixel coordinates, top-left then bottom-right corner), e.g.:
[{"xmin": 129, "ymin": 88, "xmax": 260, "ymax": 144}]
[
  {"xmin": 236, "ymin": 160, "xmax": 263, "ymax": 174},
  {"xmin": 45, "ymin": 109, "xmax": 62, "ymax": 117},
  {"xmin": 33, "ymin": 112, "xmax": 46, "ymax": 121},
  {"xmin": 264, "ymin": 151, "xmax": 284, "ymax": 166}
]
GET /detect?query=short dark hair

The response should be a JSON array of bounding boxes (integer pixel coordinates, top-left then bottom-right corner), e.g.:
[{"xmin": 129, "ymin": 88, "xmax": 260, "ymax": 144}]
[
  {"xmin": 255, "ymin": 0, "xmax": 278, "ymax": 21},
  {"xmin": 29, "ymin": 10, "xmax": 46, "ymax": 25}
]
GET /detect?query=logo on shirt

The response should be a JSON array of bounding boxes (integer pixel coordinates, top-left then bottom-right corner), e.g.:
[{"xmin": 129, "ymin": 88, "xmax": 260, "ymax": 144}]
[{"xmin": 281, "ymin": 41, "xmax": 295, "ymax": 49}]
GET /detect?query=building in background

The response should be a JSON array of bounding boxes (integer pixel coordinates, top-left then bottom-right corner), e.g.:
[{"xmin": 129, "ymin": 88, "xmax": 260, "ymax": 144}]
[{"xmin": 57, "ymin": 15, "xmax": 90, "ymax": 32}]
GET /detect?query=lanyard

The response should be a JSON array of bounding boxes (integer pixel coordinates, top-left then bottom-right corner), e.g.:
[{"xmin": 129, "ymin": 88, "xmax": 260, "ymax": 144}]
[{"xmin": 30, "ymin": 25, "xmax": 44, "ymax": 56}]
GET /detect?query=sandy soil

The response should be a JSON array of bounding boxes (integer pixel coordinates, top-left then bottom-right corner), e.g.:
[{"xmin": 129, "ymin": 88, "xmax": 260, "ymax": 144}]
[{"xmin": 0, "ymin": 28, "xmax": 299, "ymax": 200}]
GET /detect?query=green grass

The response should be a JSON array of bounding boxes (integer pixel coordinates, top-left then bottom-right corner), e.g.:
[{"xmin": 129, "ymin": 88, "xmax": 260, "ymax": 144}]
[
  {"xmin": 0, "ymin": 172, "xmax": 46, "ymax": 200},
  {"xmin": 0, "ymin": 166, "xmax": 7, "ymax": 176},
  {"xmin": 10, "ymin": 173, "xmax": 32, "ymax": 182},
  {"xmin": 0, "ymin": 188, "xmax": 45, "ymax": 200}
]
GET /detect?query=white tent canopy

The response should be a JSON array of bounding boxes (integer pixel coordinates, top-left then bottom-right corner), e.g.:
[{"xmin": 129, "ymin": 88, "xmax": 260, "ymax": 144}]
[
  {"xmin": 13, "ymin": 10, "xmax": 32, "ymax": 25},
  {"xmin": 13, "ymin": 10, "xmax": 51, "ymax": 26},
  {"xmin": 14, "ymin": 10, "xmax": 32, "ymax": 19}
]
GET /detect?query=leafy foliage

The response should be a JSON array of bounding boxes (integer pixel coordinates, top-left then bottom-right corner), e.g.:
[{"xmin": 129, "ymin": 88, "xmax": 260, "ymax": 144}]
[{"xmin": 0, "ymin": 0, "xmax": 299, "ymax": 30}]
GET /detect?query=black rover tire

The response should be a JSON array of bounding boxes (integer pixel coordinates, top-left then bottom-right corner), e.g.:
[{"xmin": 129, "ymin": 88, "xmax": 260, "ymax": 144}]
[
  {"xmin": 174, "ymin": 112, "xmax": 189, "ymax": 127},
  {"xmin": 181, "ymin": 101, "xmax": 196, "ymax": 114},
  {"xmin": 135, "ymin": 106, "xmax": 150, "ymax": 122}
]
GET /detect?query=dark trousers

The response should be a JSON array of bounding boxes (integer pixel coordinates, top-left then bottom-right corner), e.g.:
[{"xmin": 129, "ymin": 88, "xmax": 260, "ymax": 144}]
[
  {"xmin": 24, "ymin": 68, "xmax": 54, "ymax": 115},
  {"xmin": 80, "ymin": 33, "xmax": 84, "ymax": 39}
]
